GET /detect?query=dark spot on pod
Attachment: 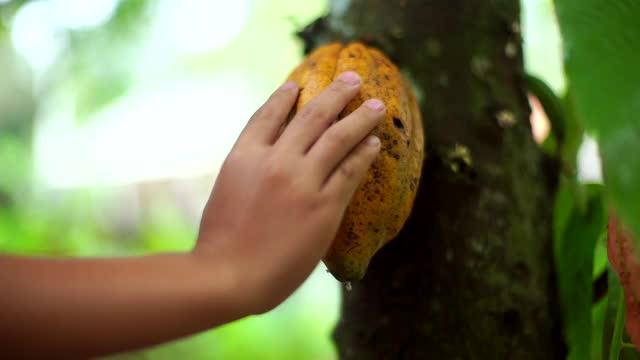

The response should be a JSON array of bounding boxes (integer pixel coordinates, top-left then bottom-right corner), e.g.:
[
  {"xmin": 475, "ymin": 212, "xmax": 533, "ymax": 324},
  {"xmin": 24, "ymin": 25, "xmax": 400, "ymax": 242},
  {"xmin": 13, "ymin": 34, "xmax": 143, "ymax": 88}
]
[
  {"xmin": 392, "ymin": 153, "xmax": 401, "ymax": 160},
  {"xmin": 393, "ymin": 117, "xmax": 405, "ymax": 131},
  {"xmin": 393, "ymin": 139, "xmax": 398, "ymax": 145},
  {"xmin": 384, "ymin": 74, "xmax": 390, "ymax": 80},
  {"xmin": 349, "ymin": 52, "xmax": 356, "ymax": 58},
  {"xmin": 382, "ymin": 133, "xmax": 391, "ymax": 141}
]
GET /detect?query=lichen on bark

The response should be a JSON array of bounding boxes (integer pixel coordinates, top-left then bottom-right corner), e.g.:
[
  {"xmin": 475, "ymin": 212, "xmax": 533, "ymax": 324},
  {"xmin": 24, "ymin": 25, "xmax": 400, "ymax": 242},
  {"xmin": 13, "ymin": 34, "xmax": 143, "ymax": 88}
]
[{"xmin": 299, "ymin": 0, "xmax": 564, "ymax": 358}]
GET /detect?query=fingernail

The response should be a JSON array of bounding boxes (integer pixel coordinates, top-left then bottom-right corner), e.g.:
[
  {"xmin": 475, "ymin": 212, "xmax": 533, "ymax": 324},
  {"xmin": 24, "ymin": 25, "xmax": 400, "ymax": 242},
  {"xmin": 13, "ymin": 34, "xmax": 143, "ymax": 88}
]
[
  {"xmin": 366, "ymin": 135, "xmax": 380, "ymax": 147},
  {"xmin": 337, "ymin": 71, "xmax": 361, "ymax": 85},
  {"xmin": 281, "ymin": 81, "xmax": 298, "ymax": 90},
  {"xmin": 365, "ymin": 99, "xmax": 385, "ymax": 112}
]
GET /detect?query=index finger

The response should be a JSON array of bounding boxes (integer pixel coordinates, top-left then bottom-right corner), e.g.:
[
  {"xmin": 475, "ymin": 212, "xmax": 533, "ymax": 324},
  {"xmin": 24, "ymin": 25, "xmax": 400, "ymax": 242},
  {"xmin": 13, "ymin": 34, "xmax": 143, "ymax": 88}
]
[{"xmin": 235, "ymin": 81, "xmax": 300, "ymax": 148}]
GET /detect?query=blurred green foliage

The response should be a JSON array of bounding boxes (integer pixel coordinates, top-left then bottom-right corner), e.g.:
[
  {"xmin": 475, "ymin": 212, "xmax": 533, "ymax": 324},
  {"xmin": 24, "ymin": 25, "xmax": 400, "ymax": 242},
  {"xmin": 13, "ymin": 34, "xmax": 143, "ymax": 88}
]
[
  {"xmin": 552, "ymin": 2, "xmax": 640, "ymax": 357},
  {"xmin": 555, "ymin": 0, "xmax": 640, "ymax": 245},
  {"xmin": 554, "ymin": 183, "xmax": 606, "ymax": 360}
]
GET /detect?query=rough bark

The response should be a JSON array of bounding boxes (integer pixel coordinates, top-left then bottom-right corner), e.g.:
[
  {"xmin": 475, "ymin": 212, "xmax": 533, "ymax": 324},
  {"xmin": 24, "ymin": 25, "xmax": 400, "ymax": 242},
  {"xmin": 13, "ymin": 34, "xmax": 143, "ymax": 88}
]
[{"xmin": 300, "ymin": 0, "xmax": 563, "ymax": 358}]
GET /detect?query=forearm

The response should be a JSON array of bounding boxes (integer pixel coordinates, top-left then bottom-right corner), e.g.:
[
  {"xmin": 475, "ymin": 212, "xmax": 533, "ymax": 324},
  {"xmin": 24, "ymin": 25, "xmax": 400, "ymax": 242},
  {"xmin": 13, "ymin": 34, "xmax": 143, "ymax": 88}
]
[{"xmin": 0, "ymin": 252, "xmax": 241, "ymax": 358}]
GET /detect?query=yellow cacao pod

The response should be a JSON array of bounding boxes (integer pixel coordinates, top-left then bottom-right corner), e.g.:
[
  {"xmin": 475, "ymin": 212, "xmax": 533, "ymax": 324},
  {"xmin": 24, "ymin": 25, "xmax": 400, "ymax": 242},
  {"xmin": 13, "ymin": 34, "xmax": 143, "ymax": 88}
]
[{"xmin": 286, "ymin": 42, "xmax": 425, "ymax": 281}]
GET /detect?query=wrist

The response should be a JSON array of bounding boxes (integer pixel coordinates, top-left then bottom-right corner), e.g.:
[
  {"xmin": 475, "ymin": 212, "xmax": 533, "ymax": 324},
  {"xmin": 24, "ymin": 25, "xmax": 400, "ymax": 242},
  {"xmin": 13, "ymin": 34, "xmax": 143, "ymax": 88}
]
[{"xmin": 189, "ymin": 245, "xmax": 251, "ymax": 323}]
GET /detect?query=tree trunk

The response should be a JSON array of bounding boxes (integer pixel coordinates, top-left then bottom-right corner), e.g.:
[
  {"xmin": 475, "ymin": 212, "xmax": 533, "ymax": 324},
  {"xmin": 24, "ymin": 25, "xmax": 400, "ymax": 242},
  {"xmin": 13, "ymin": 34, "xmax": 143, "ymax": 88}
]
[{"xmin": 300, "ymin": 0, "xmax": 563, "ymax": 358}]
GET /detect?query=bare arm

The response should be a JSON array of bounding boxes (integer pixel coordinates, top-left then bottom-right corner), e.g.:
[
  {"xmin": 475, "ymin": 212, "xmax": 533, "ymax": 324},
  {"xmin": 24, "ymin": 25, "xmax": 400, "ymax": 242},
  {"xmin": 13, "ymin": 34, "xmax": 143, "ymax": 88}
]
[
  {"xmin": 0, "ymin": 252, "xmax": 240, "ymax": 358},
  {"xmin": 0, "ymin": 71, "xmax": 383, "ymax": 358}
]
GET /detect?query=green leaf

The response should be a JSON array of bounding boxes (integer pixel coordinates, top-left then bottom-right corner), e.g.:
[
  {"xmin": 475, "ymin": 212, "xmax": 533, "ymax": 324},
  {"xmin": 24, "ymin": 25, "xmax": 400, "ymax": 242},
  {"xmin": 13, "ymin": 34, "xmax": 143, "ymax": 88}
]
[
  {"xmin": 611, "ymin": 289, "xmax": 626, "ymax": 360},
  {"xmin": 560, "ymin": 89, "xmax": 584, "ymax": 172},
  {"xmin": 605, "ymin": 265, "xmax": 624, "ymax": 357},
  {"xmin": 554, "ymin": 0, "xmax": 640, "ymax": 242},
  {"xmin": 555, "ymin": 183, "xmax": 606, "ymax": 360},
  {"xmin": 594, "ymin": 230, "xmax": 608, "ymax": 279},
  {"xmin": 601, "ymin": 266, "xmax": 640, "ymax": 360},
  {"xmin": 593, "ymin": 294, "xmax": 608, "ymax": 360}
]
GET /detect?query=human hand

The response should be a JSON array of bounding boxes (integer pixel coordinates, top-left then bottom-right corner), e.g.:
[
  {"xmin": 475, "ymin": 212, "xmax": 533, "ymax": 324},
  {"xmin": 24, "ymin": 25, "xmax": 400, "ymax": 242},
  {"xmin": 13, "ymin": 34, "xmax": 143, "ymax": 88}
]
[
  {"xmin": 0, "ymin": 72, "xmax": 384, "ymax": 358},
  {"xmin": 195, "ymin": 71, "xmax": 384, "ymax": 314}
]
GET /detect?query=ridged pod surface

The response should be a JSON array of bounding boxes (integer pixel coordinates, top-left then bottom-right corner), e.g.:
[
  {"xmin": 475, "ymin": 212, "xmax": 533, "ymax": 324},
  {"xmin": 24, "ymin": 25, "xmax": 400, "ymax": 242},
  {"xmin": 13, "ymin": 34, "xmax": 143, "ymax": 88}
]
[{"xmin": 286, "ymin": 42, "xmax": 425, "ymax": 281}]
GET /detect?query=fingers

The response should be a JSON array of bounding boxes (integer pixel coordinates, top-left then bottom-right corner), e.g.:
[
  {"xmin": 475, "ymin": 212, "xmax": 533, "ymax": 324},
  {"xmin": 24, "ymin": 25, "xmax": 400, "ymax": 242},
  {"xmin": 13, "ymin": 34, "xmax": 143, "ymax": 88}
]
[
  {"xmin": 322, "ymin": 135, "xmax": 381, "ymax": 203},
  {"xmin": 306, "ymin": 99, "xmax": 385, "ymax": 183},
  {"xmin": 277, "ymin": 72, "xmax": 362, "ymax": 153},
  {"xmin": 236, "ymin": 81, "xmax": 300, "ymax": 147}
]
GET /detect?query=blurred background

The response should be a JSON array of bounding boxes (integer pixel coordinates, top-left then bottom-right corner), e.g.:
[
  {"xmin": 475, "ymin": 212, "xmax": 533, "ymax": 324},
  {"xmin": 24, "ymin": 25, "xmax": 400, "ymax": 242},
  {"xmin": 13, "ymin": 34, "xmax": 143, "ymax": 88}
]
[{"xmin": 0, "ymin": 0, "xmax": 597, "ymax": 359}]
